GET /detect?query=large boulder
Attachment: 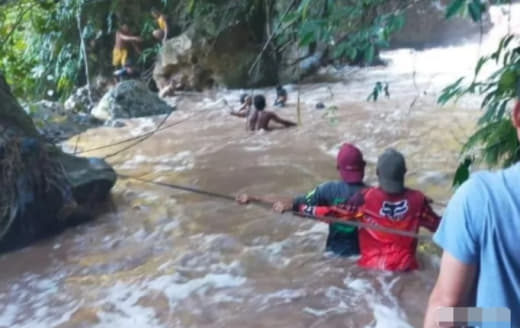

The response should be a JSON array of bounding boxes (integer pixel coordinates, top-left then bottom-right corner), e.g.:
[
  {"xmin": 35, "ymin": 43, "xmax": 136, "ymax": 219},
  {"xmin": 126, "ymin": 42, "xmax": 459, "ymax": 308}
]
[
  {"xmin": 153, "ymin": 26, "xmax": 278, "ymax": 91},
  {"xmin": 91, "ymin": 80, "xmax": 173, "ymax": 122},
  {"xmin": 0, "ymin": 73, "xmax": 116, "ymax": 253}
]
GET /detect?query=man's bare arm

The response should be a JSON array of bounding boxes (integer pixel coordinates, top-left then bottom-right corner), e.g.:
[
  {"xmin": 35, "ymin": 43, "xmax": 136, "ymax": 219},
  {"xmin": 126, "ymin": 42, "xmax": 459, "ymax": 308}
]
[
  {"xmin": 118, "ymin": 32, "xmax": 142, "ymax": 42},
  {"xmin": 271, "ymin": 113, "xmax": 296, "ymax": 127},
  {"xmin": 230, "ymin": 103, "xmax": 250, "ymax": 117},
  {"xmin": 230, "ymin": 111, "xmax": 248, "ymax": 118},
  {"xmin": 236, "ymin": 194, "xmax": 293, "ymax": 213},
  {"xmin": 423, "ymin": 251, "xmax": 477, "ymax": 328}
]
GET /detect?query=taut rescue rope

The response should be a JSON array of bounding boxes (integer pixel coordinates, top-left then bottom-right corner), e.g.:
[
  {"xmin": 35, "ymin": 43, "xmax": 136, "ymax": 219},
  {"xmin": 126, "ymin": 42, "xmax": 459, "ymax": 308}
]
[{"xmin": 118, "ymin": 174, "xmax": 434, "ymax": 241}]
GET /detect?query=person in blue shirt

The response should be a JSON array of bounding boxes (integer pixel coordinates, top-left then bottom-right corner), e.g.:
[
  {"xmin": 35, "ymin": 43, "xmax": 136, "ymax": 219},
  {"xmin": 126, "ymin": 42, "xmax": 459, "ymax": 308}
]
[{"xmin": 424, "ymin": 101, "xmax": 520, "ymax": 328}]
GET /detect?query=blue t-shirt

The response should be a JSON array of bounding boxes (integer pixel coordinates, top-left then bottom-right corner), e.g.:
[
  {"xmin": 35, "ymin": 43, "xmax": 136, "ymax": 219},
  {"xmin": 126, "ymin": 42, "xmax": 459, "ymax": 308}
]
[{"xmin": 434, "ymin": 163, "xmax": 520, "ymax": 328}]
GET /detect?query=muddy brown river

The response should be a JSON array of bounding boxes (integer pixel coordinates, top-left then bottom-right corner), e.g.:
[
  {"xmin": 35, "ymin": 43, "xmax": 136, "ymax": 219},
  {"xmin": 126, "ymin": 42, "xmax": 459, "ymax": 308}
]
[{"xmin": 1, "ymin": 5, "xmax": 518, "ymax": 327}]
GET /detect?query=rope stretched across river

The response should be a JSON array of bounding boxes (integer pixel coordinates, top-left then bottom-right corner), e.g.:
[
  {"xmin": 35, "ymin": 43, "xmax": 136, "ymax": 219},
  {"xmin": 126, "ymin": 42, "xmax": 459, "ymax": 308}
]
[
  {"xmin": 118, "ymin": 174, "xmax": 434, "ymax": 241},
  {"xmin": 69, "ymin": 104, "xmax": 437, "ymax": 241},
  {"xmin": 75, "ymin": 110, "xmax": 206, "ymax": 156}
]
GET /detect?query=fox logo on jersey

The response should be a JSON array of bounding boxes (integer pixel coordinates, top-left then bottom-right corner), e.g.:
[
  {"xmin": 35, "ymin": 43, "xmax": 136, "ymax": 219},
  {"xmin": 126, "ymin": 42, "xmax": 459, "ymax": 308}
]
[{"xmin": 379, "ymin": 200, "xmax": 409, "ymax": 220}]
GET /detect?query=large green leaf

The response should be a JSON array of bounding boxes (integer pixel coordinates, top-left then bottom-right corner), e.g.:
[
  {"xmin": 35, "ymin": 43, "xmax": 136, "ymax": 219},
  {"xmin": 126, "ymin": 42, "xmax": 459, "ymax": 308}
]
[
  {"xmin": 467, "ymin": 0, "xmax": 482, "ymax": 22},
  {"xmin": 497, "ymin": 69, "xmax": 516, "ymax": 94},
  {"xmin": 445, "ymin": 0, "xmax": 466, "ymax": 19}
]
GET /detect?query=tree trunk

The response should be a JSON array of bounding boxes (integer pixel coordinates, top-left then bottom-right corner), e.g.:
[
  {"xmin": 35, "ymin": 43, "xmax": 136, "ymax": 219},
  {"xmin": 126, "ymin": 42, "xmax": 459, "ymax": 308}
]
[{"xmin": 0, "ymin": 73, "xmax": 39, "ymax": 137}]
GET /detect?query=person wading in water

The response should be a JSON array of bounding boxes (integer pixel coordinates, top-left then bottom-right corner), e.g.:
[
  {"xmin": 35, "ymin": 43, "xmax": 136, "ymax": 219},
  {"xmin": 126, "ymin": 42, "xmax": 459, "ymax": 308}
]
[
  {"xmin": 230, "ymin": 94, "xmax": 253, "ymax": 118},
  {"xmin": 292, "ymin": 148, "xmax": 441, "ymax": 271},
  {"xmin": 246, "ymin": 95, "xmax": 296, "ymax": 131},
  {"xmin": 237, "ymin": 143, "xmax": 366, "ymax": 256},
  {"xmin": 274, "ymin": 85, "xmax": 288, "ymax": 107}
]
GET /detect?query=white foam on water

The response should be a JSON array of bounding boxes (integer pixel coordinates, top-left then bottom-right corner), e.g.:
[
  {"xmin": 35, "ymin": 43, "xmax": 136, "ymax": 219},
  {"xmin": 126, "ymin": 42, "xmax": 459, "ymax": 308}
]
[
  {"xmin": 293, "ymin": 222, "xmax": 328, "ymax": 237},
  {"xmin": 149, "ymin": 273, "xmax": 247, "ymax": 305},
  {"xmin": 241, "ymin": 135, "xmax": 279, "ymax": 152},
  {"xmin": 303, "ymin": 300, "xmax": 350, "ymax": 317},
  {"xmin": 0, "ymin": 275, "xmax": 81, "ymax": 328},
  {"xmin": 94, "ymin": 282, "xmax": 163, "ymax": 328},
  {"xmin": 346, "ymin": 278, "xmax": 372, "ymax": 293},
  {"xmin": 0, "ymin": 304, "xmax": 18, "ymax": 326},
  {"xmin": 128, "ymin": 117, "xmax": 160, "ymax": 137},
  {"xmin": 344, "ymin": 275, "xmax": 413, "ymax": 328},
  {"xmin": 246, "ymin": 239, "xmax": 292, "ymax": 268},
  {"xmin": 117, "ymin": 151, "xmax": 194, "ymax": 172}
]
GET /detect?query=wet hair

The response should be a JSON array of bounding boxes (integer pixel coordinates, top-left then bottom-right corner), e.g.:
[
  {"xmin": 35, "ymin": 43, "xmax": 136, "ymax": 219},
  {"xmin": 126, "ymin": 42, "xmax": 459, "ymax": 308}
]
[
  {"xmin": 254, "ymin": 95, "xmax": 266, "ymax": 111},
  {"xmin": 276, "ymin": 85, "xmax": 283, "ymax": 91},
  {"xmin": 240, "ymin": 93, "xmax": 248, "ymax": 104}
]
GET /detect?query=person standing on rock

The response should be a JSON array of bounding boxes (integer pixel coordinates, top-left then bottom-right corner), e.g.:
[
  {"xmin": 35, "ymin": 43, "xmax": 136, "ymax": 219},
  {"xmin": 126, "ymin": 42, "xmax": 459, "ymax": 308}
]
[
  {"xmin": 151, "ymin": 8, "xmax": 168, "ymax": 43},
  {"xmin": 423, "ymin": 100, "xmax": 520, "ymax": 328},
  {"xmin": 112, "ymin": 23, "xmax": 142, "ymax": 76},
  {"xmin": 236, "ymin": 143, "xmax": 366, "ymax": 256},
  {"xmin": 247, "ymin": 95, "xmax": 296, "ymax": 131}
]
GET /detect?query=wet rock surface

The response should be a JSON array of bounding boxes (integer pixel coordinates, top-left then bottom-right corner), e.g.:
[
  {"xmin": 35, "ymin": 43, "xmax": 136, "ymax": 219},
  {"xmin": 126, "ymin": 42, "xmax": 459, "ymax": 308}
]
[
  {"xmin": 153, "ymin": 29, "xmax": 278, "ymax": 91},
  {"xmin": 91, "ymin": 80, "xmax": 174, "ymax": 122},
  {"xmin": 0, "ymin": 74, "xmax": 116, "ymax": 253},
  {"xmin": 28, "ymin": 100, "xmax": 103, "ymax": 143},
  {"xmin": 64, "ymin": 85, "xmax": 102, "ymax": 114}
]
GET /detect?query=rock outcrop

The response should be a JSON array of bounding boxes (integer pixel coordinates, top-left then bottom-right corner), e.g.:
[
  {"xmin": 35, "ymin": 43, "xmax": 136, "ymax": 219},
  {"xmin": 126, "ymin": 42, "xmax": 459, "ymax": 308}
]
[
  {"xmin": 91, "ymin": 80, "xmax": 173, "ymax": 122},
  {"xmin": 0, "ymin": 73, "xmax": 116, "ymax": 252},
  {"xmin": 64, "ymin": 85, "xmax": 100, "ymax": 114},
  {"xmin": 153, "ymin": 26, "xmax": 278, "ymax": 91}
]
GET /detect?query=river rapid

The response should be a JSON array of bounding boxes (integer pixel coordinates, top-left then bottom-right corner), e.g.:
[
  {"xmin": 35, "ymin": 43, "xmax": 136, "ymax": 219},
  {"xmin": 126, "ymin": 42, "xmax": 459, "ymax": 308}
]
[{"xmin": 1, "ymin": 5, "xmax": 519, "ymax": 328}]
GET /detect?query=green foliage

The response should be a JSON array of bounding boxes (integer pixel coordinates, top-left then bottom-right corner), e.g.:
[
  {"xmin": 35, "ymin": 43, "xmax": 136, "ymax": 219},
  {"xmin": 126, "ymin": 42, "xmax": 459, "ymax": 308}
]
[
  {"xmin": 284, "ymin": 0, "xmax": 405, "ymax": 65},
  {"xmin": 452, "ymin": 157, "xmax": 472, "ymax": 188},
  {"xmin": 1, "ymin": 0, "xmax": 407, "ymax": 100},
  {"xmin": 0, "ymin": 0, "xmax": 103, "ymax": 99},
  {"xmin": 438, "ymin": 32, "xmax": 520, "ymax": 185},
  {"xmin": 439, "ymin": 0, "xmax": 519, "ymax": 187},
  {"xmin": 445, "ymin": 0, "xmax": 508, "ymax": 22}
]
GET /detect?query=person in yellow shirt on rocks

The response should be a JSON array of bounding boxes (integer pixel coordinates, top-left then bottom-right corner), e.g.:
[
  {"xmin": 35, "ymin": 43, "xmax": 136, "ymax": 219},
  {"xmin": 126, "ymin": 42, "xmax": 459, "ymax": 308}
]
[{"xmin": 151, "ymin": 8, "xmax": 169, "ymax": 43}]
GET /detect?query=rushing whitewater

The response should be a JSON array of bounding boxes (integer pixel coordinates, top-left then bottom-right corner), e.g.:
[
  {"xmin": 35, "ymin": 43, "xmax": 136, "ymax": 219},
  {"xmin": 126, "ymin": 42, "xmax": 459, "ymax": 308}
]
[{"xmin": 1, "ymin": 4, "xmax": 519, "ymax": 328}]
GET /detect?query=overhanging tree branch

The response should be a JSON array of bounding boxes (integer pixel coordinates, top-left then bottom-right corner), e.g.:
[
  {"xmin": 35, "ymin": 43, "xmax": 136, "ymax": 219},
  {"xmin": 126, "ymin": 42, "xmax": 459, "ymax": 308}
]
[{"xmin": 248, "ymin": 0, "xmax": 298, "ymax": 77}]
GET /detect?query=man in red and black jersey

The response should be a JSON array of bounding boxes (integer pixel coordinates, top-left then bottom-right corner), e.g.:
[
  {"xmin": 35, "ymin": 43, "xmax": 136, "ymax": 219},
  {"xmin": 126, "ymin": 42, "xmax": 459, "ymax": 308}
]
[
  {"xmin": 298, "ymin": 148, "xmax": 440, "ymax": 271},
  {"xmin": 236, "ymin": 143, "xmax": 367, "ymax": 257}
]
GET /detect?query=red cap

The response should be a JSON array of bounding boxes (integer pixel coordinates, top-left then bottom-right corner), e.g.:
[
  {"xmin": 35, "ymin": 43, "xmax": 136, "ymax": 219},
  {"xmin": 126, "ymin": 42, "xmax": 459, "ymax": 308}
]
[{"xmin": 336, "ymin": 143, "xmax": 365, "ymax": 183}]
